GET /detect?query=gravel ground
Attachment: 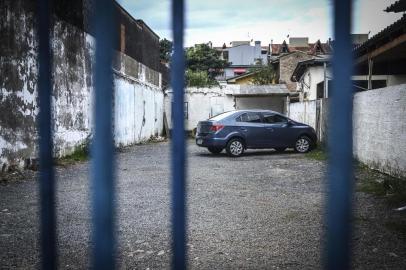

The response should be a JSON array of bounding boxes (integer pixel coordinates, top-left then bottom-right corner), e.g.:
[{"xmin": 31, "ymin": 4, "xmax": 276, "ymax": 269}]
[{"xmin": 1, "ymin": 140, "xmax": 406, "ymax": 269}]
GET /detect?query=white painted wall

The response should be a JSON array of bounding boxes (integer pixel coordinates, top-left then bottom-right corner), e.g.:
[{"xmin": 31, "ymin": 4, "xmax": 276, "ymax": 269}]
[
  {"xmin": 288, "ymin": 100, "xmax": 317, "ymax": 129},
  {"xmin": 114, "ymin": 76, "xmax": 164, "ymax": 147},
  {"xmin": 289, "ymin": 84, "xmax": 406, "ymax": 178},
  {"xmin": 298, "ymin": 66, "xmax": 329, "ymax": 101},
  {"xmin": 353, "ymin": 84, "xmax": 406, "ymax": 178}
]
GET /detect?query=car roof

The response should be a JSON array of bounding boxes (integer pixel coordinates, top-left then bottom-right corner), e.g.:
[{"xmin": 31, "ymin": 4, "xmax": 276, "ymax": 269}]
[{"xmin": 232, "ymin": 109, "xmax": 281, "ymax": 114}]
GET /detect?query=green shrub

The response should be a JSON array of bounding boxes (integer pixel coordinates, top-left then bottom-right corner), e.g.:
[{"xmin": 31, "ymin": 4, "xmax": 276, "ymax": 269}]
[{"xmin": 185, "ymin": 69, "xmax": 218, "ymax": 88}]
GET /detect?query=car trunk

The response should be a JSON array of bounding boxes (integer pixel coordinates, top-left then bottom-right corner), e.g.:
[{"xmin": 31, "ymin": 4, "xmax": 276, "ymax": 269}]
[{"xmin": 197, "ymin": 121, "xmax": 214, "ymax": 136}]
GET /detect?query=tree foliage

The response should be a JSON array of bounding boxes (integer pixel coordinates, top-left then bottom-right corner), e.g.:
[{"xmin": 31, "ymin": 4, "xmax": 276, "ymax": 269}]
[
  {"xmin": 186, "ymin": 43, "xmax": 227, "ymax": 79},
  {"xmin": 159, "ymin": 38, "xmax": 173, "ymax": 63},
  {"xmin": 185, "ymin": 70, "xmax": 218, "ymax": 88},
  {"xmin": 251, "ymin": 65, "xmax": 278, "ymax": 85}
]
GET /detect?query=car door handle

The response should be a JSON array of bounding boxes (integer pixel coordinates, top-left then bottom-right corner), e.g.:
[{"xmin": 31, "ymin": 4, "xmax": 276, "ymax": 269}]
[{"xmin": 266, "ymin": 127, "xmax": 274, "ymax": 131}]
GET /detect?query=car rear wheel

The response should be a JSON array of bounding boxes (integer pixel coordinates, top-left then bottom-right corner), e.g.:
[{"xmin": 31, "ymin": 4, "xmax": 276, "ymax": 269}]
[
  {"xmin": 226, "ymin": 138, "xmax": 244, "ymax": 157},
  {"xmin": 295, "ymin": 136, "xmax": 311, "ymax": 153},
  {"xmin": 274, "ymin": 147, "xmax": 286, "ymax": 153},
  {"xmin": 208, "ymin": 147, "xmax": 223, "ymax": 154}
]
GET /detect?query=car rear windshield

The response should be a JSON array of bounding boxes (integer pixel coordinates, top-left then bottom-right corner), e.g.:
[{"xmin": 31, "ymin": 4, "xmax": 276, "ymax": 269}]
[{"xmin": 209, "ymin": 111, "xmax": 236, "ymax": 121}]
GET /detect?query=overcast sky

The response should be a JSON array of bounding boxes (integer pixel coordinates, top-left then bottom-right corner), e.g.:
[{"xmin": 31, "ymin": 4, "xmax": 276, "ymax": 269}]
[{"xmin": 117, "ymin": 0, "xmax": 403, "ymax": 46}]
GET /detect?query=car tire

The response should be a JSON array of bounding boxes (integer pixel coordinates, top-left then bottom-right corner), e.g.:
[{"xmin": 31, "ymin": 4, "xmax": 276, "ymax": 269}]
[
  {"xmin": 226, "ymin": 138, "xmax": 245, "ymax": 157},
  {"xmin": 274, "ymin": 147, "xmax": 286, "ymax": 153},
  {"xmin": 294, "ymin": 136, "xmax": 311, "ymax": 153},
  {"xmin": 208, "ymin": 147, "xmax": 223, "ymax": 154}
]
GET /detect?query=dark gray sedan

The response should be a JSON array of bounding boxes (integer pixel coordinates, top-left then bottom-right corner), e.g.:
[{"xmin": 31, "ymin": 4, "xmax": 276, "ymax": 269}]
[{"xmin": 195, "ymin": 110, "xmax": 317, "ymax": 157}]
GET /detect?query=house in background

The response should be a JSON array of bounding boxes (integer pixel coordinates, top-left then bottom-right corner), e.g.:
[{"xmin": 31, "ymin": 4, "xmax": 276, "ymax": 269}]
[
  {"xmin": 270, "ymin": 37, "xmax": 333, "ymax": 96},
  {"xmin": 214, "ymin": 41, "xmax": 269, "ymax": 82},
  {"xmin": 225, "ymin": 71, "xmax": 259, "ymax": 85},
  {"xmin": 291, "ymin": 3, "xmax": 406, "ymax": 102},
  {"xmin": 291, "ymin": 57, "xmax": 331, "ymax": 101}
]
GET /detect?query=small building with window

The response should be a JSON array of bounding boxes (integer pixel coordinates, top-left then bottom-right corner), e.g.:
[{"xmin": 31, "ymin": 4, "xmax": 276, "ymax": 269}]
[{"xmin": 290, "ymin": 57, "xmax": 331, "ymax": 101}]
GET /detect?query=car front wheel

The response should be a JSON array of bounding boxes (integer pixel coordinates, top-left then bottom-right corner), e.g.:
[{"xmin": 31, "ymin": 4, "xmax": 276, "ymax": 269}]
[
  {"xmin": 208, "ymin": 147, "xmax": 223, "ymax": 154},
  {"xmin": 294, "ymin": 136, "xmax": 311, "ymax": 153},
  {"xmin": 226, "ymin": 138, "xmax": 244, "ymax": 157}
]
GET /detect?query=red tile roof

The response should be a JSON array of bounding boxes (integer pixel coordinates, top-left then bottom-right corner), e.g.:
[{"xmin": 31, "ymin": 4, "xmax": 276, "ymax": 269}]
[{"xmin": 271, "ymin": 40, "xmax": 332, "ymax": 56}]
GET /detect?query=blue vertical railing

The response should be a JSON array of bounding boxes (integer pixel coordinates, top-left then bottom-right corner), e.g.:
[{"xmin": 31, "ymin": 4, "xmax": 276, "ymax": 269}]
[
  {"xmin": 170, "ymin": 0, "xmax": 187, "ymax": 269},
  {"xmin": 36, "ymin": 0, "xmax": 354, "ymax": 269},
  {"xmin": 325, "ymin": 1, "xmax": 354, "ymax": 270},
  {"xmin": 91, "ymin": 0, "xmax": 116, "ymax": 269},
  {"xmin": 38, "ymin": 0, "xmax": 57, "ymax": 269}
]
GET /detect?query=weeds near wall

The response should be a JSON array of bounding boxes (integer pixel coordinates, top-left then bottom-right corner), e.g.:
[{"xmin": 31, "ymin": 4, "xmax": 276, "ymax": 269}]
[
  {"xmin": 305, "ymin": 146, "xmax": 328, "ymax": 161},
  {"xmin": 305, "ymin": 147, "xmax": 406, "ymax": 208},
  {"xmin": 356, "ymin": 163, "xmax": 406, "ymax": 207},
  {"xmin": 56, "ymin": 141, "xmax": 90, "ymax": 166}
]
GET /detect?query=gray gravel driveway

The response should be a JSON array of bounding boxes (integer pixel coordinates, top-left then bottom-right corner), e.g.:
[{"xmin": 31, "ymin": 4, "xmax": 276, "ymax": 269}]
[{"xmin": 1, "ymin": 141, "xmax": 405, "ymax": 269}]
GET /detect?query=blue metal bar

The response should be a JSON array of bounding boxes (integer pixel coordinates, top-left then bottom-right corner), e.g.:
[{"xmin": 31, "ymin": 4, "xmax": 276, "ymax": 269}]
[
  {"xmin": 37, "ymin": 0, "xmax": 57, "ymax": 269},
  {"xmin": 325, "ymin": 1, "xmax": 354, "ymax": 269},
  {"xmin": 170, "ymin": 0, "xmax": 187, "ymax": 269},
  {"xmin": 91, "ymin": 0, "xmax": 116, "ymax": 269}
]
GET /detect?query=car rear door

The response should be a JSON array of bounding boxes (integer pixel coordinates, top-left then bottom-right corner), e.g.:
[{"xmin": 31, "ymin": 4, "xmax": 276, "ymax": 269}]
[{"xmin": 235, "ymin": 112, "xmax": 266, "ymax": 147}]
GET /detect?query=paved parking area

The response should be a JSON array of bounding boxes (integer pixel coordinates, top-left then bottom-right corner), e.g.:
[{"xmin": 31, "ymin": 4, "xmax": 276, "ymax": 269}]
[{"xmin": 1, "ymin": 141, "xmax": 405, "ymax": 269}]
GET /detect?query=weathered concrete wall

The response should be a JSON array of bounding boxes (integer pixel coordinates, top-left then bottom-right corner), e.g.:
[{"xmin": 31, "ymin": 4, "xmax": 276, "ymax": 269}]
[
  {"xmin": 353, "ymin": 84, "xmax": 406, "ymax": 178},
  {"xmin": 52, "ymin": 21, "xmax": 94, "ymax": 158},
  {"xmin": 0, "ymin": 2, "xmax": 39, "ymax": 169},
  {"xmin": 0, "ymin": 3, "xmax": 163, "ymax": 171},
  {"xmin": 0, "ymin": 4, "xmax": 95, "ymax": 167}
]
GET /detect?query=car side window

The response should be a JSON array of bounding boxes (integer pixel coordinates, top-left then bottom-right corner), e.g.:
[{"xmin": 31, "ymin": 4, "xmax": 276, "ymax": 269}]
[
  {"xmin": 263, "ymin": 114, "xmax": 288, "ymax": 124},
  {"xmin": 236, "ymin": 113, "xmax": 248, "ymax": 122},
  {"xmin": 236, "ymin": 112, "xmax": 262, "ymax": 123}
]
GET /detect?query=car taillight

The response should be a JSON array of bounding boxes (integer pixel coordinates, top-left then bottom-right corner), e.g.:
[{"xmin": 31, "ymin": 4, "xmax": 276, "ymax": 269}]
[{"xmin": 210, "ymin": 125, "xmax": 224, "ymax": 132}]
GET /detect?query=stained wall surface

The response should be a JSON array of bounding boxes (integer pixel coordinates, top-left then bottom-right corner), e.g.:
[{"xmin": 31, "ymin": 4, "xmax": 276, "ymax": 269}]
[{"xmin": 0, "ymin": 1, "xmax": 163, "ymax": 170}]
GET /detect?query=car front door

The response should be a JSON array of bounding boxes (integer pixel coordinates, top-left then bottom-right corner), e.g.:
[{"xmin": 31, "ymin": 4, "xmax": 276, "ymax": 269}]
[
  {"xmin": 262, "ymin": 113, "xmax": 293, "ymax": 147},
  {"xmin": 235, "ymin": 112, "xmax": 266, "ymax": 148}
]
